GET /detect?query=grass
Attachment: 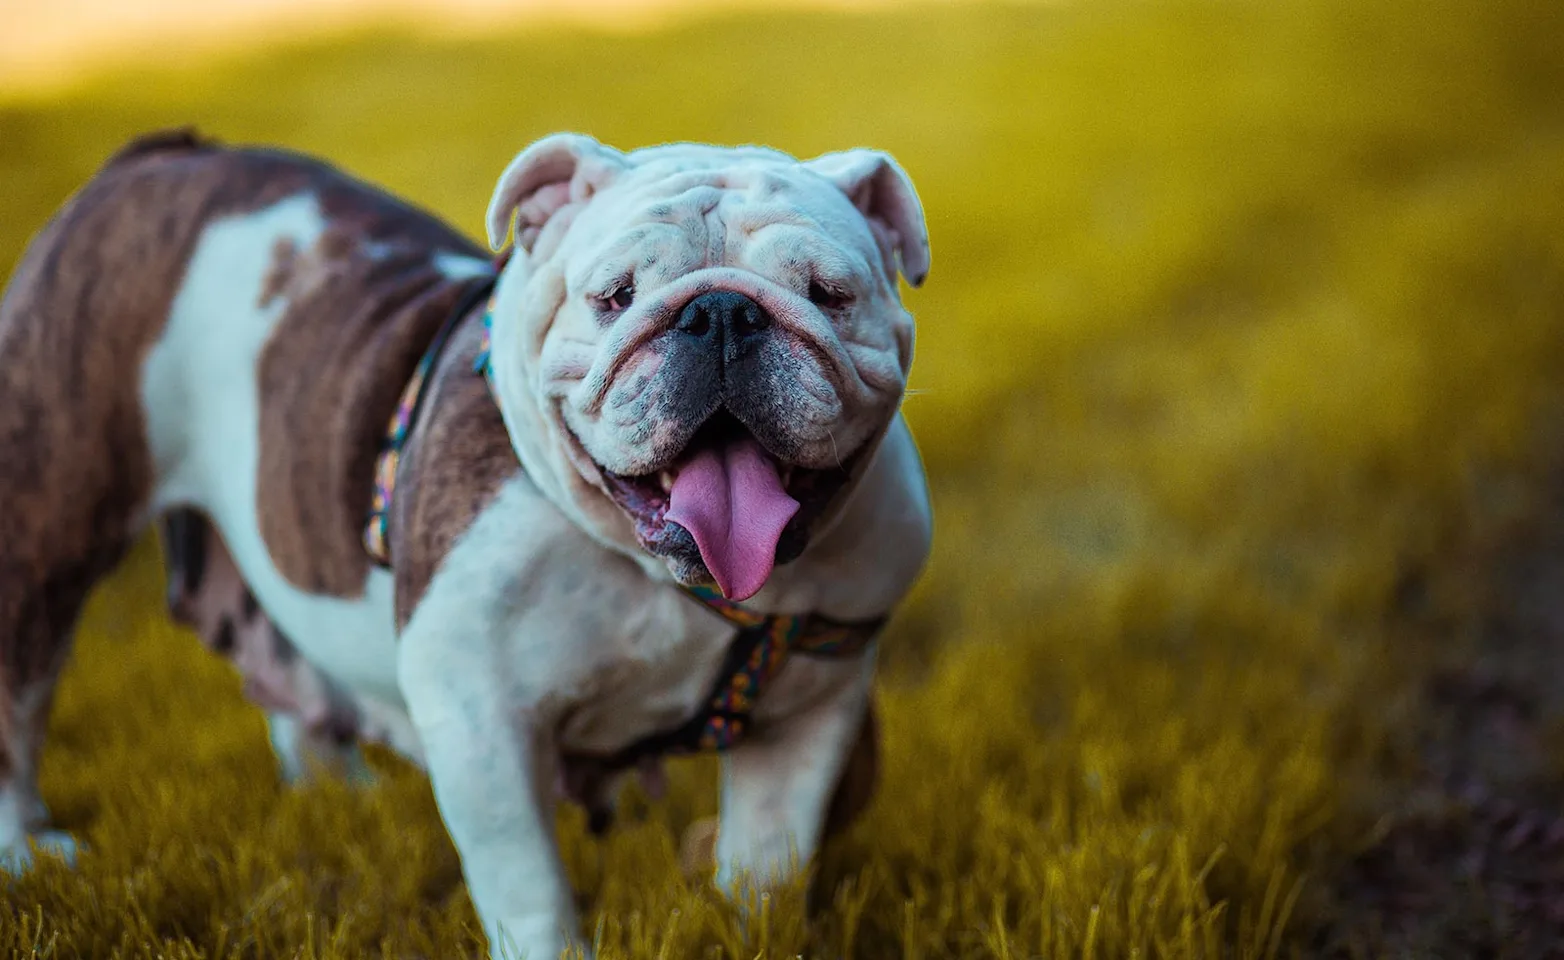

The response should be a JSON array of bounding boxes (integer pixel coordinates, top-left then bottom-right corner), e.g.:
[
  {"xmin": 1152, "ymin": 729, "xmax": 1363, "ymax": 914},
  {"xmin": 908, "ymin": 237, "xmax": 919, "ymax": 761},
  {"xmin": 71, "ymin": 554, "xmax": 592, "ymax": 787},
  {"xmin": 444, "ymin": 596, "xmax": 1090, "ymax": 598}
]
[{"xmin": 3, "ymin": 0, "xmax": 1564, "ymax": 955}]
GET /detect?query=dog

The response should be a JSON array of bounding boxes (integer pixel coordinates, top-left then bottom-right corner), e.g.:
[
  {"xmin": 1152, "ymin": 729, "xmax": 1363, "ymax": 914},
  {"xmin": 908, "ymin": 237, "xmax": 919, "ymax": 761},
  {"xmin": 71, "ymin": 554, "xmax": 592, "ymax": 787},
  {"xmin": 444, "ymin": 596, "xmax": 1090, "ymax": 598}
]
[{"xmin": 0, "ymin": 127, "xmax": 932, "ymax": 959}]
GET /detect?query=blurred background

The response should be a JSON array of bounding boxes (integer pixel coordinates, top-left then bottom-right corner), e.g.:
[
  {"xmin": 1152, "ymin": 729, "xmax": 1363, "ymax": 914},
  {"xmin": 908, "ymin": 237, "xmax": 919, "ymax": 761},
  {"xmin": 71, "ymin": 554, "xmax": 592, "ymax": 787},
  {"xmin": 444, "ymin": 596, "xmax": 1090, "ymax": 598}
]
[{"xmin": 3, "ymin": 0, "xmax": 1563, "ymax": 956}]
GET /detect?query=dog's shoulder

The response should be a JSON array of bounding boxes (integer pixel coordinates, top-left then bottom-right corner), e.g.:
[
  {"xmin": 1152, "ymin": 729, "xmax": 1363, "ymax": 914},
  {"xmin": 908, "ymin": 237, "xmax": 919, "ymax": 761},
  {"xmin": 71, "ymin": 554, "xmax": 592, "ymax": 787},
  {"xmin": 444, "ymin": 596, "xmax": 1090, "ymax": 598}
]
[{"xmin": 391, "ymin": 310, "xmax": 523, "ymax": 629}]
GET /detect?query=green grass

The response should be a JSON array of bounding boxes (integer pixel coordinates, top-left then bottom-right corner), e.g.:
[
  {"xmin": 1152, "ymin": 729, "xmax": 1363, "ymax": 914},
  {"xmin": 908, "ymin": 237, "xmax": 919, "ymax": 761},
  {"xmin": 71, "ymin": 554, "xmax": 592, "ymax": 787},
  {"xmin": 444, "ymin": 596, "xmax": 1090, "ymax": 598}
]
[{"xmin": 3, "ymin": 0, "xmax": 1564, "ymax": 955}]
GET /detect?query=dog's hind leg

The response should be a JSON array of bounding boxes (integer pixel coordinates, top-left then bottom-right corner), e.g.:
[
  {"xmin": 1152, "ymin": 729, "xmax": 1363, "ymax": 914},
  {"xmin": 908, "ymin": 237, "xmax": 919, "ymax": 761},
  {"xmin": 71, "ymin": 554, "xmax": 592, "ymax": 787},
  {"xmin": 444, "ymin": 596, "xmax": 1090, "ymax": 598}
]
[
  {"xmin": 262, "ymin": 621, "xmax": 374, "ymax": 787},
  {"xmin": 0, "ymin": 413, "xmax": 147, "ymax": 873},
  {"xmin": 0, "ymin": 128, "xmax": 229, "ymax": 871},
  {"xmin": 0, "ymin": 286, "xmax": 156, "ymax": 870},
  {"xmin": 0, "ymin": 661, "xmax": 74, "ymax": 871},
  {"xmin": 0, "ymin": 689, "xmax": 81, "ymax": 871},
  {"xmin": 267, "ymin": 712, "xmax": 373, "ymax": 786},
  {"xmin": 0, "ymin": 542, "xmax": 138, "ymax": 871},
  {"xmin": 161, "ymin": 507, "xmax": 374, "ymax": 787},
  {"xmin": 0, "ymin": 442, "xmax": 145, "ymax": 872}
]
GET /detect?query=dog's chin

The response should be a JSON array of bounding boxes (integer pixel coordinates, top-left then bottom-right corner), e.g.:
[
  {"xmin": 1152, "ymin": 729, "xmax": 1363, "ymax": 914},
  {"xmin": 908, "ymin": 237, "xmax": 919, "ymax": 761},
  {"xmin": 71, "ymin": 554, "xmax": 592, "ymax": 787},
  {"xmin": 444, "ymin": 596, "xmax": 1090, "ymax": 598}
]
[{"xmin": 595, "ymin": 410, "xmax": 867, "ymax": 593}]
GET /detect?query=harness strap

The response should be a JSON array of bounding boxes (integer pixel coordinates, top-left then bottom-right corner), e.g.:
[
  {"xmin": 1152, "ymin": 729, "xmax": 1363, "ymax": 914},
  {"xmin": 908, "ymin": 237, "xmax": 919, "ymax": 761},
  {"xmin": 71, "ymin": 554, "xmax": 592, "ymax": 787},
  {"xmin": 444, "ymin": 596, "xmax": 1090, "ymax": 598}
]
[
  {"xmin": 364, "ymin": 274, "xmax": 498, "ymax": 565},
  {"xmin": 598, "ymin": 590, "xmax": 885, "ymax": 769}
]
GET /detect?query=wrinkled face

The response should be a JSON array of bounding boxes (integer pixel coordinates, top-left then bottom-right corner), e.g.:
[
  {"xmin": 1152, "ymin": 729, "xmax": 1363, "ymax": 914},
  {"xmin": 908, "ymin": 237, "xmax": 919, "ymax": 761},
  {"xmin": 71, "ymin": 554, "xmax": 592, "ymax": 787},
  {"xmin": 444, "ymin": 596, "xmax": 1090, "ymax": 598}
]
[{"xmin": 485, "ymin": 136, "xmax": 930, "ymax": 600}]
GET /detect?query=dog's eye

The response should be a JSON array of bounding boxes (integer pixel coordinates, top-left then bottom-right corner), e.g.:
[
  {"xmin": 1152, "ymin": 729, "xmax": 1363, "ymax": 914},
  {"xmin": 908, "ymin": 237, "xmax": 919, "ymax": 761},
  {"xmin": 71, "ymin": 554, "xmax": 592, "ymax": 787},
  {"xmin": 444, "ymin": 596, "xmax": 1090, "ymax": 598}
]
[
  {"xmin": 807, "ymin": 281, "xmax": 851, "ymax": 311},
  {"xmin": 600, "ymin": 285, "xmax": 635, "ymax": 312}
]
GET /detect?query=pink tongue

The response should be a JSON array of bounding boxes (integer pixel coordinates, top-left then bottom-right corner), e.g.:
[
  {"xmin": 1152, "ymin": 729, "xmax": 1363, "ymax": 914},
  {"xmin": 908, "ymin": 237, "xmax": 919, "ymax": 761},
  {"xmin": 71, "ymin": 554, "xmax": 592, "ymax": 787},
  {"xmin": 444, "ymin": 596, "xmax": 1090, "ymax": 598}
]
[{"xmin": 666, "ymin": 437, "xmax": 800, "ymax": 601}]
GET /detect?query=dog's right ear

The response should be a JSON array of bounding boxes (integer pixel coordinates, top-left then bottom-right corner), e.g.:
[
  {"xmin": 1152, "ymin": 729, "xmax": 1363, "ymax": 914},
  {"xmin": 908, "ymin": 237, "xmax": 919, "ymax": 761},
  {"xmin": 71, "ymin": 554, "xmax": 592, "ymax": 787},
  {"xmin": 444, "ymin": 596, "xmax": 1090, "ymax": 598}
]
[
  {"xmin": 485, "ymin": 133, "xmax": 628, "ymax": 254},
  {"xmin": 803, "ymin": 148, "xmax": 930, "ymax": 288}
]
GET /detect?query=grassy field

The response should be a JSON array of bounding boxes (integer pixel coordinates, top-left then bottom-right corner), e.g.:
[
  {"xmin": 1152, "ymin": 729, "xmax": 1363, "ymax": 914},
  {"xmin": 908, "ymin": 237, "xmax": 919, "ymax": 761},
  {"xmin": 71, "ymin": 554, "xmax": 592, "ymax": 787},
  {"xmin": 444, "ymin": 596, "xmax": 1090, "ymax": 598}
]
[{"xmin": 3, "ymin": 0, "xmax": 1564, "ymax": 956}]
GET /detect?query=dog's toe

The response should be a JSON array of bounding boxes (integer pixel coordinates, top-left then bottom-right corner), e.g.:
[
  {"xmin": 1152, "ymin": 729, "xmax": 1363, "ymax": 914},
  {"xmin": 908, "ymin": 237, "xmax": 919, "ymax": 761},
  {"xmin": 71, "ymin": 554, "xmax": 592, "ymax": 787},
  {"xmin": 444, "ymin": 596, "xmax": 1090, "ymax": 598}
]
[
  {"xmin": 678, "ymin": 817, "xmax": 719, "ymax": 879},
  {"xmin": 0, "ymin": 830, "xmax": 80, "ymax": 874}
]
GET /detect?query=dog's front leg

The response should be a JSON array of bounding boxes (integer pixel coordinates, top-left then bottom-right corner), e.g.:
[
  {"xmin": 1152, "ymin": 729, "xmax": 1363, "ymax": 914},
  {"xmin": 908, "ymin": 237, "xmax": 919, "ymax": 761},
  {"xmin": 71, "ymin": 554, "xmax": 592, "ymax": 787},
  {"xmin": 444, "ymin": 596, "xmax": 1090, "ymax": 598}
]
[
  {"xmin": 714, "ymin": 654, "xmax": 876, "ymax": 899},
  {"xmin": 399, "ymin": 632, "xmax": 580, "ymax": 960}
]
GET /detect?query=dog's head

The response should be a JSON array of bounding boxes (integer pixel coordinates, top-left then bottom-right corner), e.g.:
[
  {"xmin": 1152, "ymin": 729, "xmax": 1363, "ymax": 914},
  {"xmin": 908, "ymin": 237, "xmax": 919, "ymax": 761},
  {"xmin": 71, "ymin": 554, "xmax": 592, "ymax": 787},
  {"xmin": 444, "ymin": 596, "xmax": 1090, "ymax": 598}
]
[{"xmin": 483, "ymin": 134, "xmax": 929, "ymax": 600}]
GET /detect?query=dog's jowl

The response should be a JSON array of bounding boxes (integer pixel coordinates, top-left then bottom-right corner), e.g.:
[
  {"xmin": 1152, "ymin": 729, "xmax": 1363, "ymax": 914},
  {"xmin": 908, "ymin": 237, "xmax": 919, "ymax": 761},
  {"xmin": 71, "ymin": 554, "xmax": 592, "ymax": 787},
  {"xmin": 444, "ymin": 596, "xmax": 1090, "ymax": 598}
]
[{"xmin": 0, "ymin": 128, "xmax": 932, "ymax": 959}]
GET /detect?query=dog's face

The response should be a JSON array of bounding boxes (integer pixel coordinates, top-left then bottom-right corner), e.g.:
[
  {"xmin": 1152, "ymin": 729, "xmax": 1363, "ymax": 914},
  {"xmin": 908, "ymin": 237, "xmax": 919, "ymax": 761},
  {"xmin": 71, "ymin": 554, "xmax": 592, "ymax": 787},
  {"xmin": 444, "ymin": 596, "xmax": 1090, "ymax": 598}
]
[{"xmin": 483, "ymin": 135, "xmax": 929, "ymax": 600}]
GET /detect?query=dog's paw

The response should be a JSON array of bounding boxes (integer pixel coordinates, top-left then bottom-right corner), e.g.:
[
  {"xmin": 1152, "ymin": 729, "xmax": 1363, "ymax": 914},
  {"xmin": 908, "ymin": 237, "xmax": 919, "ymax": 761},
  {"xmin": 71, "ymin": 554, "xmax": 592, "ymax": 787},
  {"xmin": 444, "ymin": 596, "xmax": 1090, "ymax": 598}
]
[
  {"xmin": 340, "ymin": 748, "xmax": 378, "ymax": 788},
  {"xmin": 487, "ymin": 917, "xmax": 589, "ymax": 960},
  {"xmin": 0, "ymin": 830, "xmax": 79, "ymax": 875},
  {"xmin": 678, "ymin": 817, "xmax": 719, "ymax": 880}
]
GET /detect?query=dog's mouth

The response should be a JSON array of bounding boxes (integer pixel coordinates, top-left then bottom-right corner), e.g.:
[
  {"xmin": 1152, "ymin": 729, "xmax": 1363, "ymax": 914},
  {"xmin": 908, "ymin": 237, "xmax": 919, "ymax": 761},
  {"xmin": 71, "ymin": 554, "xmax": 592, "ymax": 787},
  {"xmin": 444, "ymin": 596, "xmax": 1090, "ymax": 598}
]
[{"xmin": 600, "ymin": 411, "xmax": 861, "ymax": 600}]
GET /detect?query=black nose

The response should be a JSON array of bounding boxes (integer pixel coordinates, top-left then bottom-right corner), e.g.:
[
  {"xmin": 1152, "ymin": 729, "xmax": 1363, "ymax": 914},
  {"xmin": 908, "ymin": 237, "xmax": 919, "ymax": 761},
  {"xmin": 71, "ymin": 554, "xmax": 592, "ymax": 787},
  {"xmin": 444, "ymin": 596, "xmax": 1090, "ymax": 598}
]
[{"xmin": 674, "ymin": 291, "xmax": 771, "ymax": 346}]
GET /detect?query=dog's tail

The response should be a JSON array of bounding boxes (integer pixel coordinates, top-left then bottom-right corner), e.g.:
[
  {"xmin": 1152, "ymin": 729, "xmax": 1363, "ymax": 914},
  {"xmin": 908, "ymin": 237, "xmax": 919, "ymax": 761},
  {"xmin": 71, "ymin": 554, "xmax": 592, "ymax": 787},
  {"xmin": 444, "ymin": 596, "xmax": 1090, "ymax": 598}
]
[{"xmin": 101, "ymin": 127, "xmax": 219, "ymax": 170}]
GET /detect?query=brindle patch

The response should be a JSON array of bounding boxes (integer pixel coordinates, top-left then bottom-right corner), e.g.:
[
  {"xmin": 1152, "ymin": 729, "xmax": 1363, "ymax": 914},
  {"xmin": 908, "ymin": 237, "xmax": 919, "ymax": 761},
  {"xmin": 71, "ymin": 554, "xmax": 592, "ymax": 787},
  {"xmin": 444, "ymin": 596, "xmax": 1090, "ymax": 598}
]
[
  {"xmin": 249, "ymin": 181, "xmax": 491, "ymax": 597},
  {"xmin": 157, "ymin": 506, "xmax": 364, "ymax": 741},
  {"xmin": 161, "ymin": 507, "xmax": 208, "ymax": 620},
  {"xmin": 211, "ymin": 619, "xmax": 237, "ymax": 656}
]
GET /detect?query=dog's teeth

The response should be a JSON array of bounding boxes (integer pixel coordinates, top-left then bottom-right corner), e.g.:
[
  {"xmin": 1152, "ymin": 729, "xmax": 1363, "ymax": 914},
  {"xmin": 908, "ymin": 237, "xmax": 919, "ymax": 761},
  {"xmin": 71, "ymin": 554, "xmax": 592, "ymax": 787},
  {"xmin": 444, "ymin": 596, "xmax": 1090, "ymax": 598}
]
[{"xmin": 658, "ymin": 471, "xmax": 674, "ymax": 493}]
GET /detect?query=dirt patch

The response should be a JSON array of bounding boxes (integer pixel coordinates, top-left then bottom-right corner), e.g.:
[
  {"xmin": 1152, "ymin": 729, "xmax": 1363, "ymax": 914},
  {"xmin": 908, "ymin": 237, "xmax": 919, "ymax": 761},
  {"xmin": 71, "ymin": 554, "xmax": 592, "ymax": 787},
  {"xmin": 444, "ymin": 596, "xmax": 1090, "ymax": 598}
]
[{"xmin": 1316, "ymin": 439, "xmax": 1564, "ymax": 958}]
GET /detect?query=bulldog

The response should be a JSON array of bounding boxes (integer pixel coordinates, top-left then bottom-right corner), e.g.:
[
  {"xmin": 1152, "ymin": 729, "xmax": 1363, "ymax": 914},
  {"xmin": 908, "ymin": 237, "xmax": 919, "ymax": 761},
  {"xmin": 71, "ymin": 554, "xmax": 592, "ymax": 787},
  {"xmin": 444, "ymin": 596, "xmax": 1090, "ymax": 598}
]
[{"xmin": 0, "ymin": 127, "xmax": 932, "ymax": 959}]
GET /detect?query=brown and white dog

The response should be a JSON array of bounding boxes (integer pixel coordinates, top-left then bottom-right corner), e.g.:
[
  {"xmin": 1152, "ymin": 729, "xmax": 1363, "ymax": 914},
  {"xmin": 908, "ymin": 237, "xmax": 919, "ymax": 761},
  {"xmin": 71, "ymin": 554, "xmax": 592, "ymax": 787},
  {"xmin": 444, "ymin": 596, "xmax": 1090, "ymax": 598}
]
[{"xmin": 0, "ymin": 128, "xmax": 931, "ymax": 959}]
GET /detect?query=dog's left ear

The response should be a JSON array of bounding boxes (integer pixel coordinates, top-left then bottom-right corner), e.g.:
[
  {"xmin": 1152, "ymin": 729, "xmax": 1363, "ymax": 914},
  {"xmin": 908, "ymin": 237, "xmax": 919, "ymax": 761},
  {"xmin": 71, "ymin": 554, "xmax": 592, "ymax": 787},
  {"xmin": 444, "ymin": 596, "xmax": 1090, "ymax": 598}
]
[
  {"xmin": 486, "ymin": 133, "xmax": 628, "ymax": 253},
  {"xmin": 804, "ymin": 149, "xmax": 931, "ymax": 288}
]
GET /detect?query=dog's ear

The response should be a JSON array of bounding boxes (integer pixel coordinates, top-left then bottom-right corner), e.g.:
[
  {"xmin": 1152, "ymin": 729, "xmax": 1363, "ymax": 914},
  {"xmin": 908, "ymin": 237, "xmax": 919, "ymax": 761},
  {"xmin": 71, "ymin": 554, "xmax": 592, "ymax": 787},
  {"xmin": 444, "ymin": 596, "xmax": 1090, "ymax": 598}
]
[
  {"xmin": 804, "ymin": 149, "xmax": 930, "ymax": 288},
  {"xmin": 486, "ymin": 133, "xmax": 628, "ymax": 254}
]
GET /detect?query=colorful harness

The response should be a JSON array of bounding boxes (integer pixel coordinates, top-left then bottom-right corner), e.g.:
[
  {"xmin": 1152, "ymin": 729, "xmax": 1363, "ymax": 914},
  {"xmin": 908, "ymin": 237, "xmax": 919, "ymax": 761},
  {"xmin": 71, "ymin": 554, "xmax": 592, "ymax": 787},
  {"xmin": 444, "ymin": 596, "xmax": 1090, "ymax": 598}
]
[
  {"xmin": 363, "ymin": 276, "xmax": 497, "ymax": 565},
  {"xmin": 364, "ymin": 271, "xmax": 884, "ymax": 765}
]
